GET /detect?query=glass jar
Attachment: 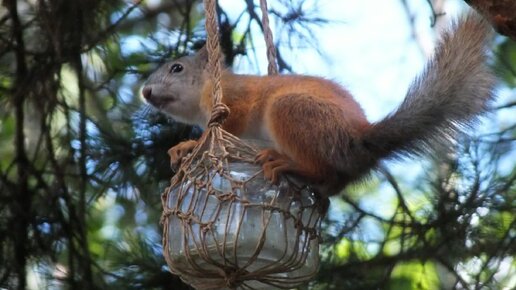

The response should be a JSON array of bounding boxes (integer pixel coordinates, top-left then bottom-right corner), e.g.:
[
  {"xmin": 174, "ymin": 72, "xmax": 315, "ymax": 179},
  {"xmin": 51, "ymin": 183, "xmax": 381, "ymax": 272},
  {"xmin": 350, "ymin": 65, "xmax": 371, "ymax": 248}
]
[{"xmin": 163, "ymin": 160, "xmax": 326, "ymax": 289}]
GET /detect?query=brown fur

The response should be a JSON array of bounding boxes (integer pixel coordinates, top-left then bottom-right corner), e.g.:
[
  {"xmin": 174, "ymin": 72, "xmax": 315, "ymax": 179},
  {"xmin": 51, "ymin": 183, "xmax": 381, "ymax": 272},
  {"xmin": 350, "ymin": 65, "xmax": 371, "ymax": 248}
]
[{"xmin": 143, "ymin": 11, "xmax": 496, "ymax": 197}]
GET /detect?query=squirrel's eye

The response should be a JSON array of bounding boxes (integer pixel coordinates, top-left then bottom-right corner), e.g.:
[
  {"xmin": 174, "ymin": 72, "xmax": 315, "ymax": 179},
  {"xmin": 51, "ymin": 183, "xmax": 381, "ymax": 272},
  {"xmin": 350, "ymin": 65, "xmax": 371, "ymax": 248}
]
[{"xmin": 170, "ymin": 63, "xmax": 183, "ymax": 74}]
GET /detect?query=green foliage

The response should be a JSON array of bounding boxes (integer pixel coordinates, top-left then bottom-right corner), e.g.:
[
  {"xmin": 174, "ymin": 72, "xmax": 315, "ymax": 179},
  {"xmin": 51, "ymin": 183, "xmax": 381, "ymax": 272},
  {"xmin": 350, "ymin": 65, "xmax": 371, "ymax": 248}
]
[
  {"xmin": 0, "ymin": 115, "xmax": 15, "ymax": 171},
  {"xmin": 496, "ymin": 38, "xmax": 516, "ymax": 88},
  {"xmin": 388, "ymin": 261, "xmax": 439, "ymax": 290}
]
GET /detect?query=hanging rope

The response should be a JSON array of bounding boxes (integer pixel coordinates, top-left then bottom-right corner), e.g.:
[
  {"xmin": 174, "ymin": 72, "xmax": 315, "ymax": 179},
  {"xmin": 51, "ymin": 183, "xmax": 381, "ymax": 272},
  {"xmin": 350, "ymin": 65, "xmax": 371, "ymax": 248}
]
[
  {"xmin": 259, "ymin": 0, "xmax": 278, "ymax": 75},
  {"xmin": 203, "ymin": 0, "xmax": 277, "ymax": 124},
  {"xmin": 204, "ymin": 0, "xmax": 229, "ymax": 127}
]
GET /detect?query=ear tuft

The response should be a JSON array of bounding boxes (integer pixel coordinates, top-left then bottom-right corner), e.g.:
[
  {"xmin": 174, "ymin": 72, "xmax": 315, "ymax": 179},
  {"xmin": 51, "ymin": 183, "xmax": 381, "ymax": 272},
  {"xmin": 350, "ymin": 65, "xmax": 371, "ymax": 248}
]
[{"xmin": 195, "ymin": 45, "xmax": 209, "ymax": 65}]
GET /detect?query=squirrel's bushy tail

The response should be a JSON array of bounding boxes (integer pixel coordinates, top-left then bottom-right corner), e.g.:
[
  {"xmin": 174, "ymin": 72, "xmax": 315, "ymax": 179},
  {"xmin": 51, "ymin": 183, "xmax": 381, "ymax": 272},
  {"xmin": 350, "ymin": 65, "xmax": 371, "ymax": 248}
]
[{"xmin": 357, "ymin": 12, "xmax": 496, "ymax": 167}]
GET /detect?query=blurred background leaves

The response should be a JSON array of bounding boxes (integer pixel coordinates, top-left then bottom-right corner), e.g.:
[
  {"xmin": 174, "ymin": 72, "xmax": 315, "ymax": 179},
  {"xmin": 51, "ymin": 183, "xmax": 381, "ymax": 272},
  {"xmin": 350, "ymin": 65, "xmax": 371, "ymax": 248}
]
[{"xmin": 0, "ymin": 0, "xmax": 514, "ymax": 289}]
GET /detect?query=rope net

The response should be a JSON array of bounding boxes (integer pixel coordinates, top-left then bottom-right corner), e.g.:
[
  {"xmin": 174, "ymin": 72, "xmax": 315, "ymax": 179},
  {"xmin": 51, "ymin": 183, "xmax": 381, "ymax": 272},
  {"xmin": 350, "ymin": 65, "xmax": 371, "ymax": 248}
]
[
  {"xmin": 161, "ymin": 134, "xmax": 327, "ymax": 289},
  {"xmin": 161, "ymin": 0, "xmax": 327, "ymax": 288}
]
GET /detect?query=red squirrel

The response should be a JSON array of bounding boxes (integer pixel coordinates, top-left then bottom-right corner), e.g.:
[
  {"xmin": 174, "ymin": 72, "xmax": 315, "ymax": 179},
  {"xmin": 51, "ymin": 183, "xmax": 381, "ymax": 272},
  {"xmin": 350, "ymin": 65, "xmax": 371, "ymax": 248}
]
[{"xmin": 142, "ymin": 12, "xmax": 495, "ymax": 196}]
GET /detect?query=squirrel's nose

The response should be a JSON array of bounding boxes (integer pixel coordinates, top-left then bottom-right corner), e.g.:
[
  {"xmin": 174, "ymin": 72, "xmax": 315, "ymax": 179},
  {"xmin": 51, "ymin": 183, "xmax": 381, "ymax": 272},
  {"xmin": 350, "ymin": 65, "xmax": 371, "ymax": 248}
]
[{"xmin": 142, "ymin": 86, "xmax": 152, "ymax": 100}]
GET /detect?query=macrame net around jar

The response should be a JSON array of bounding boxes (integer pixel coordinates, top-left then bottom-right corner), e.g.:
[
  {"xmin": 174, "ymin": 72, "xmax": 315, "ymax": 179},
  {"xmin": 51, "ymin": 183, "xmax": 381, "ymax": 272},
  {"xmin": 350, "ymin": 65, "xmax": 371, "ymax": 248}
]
[{"xmin": 160, "ymin": 0, "xmax": 328, "ymax": 288}]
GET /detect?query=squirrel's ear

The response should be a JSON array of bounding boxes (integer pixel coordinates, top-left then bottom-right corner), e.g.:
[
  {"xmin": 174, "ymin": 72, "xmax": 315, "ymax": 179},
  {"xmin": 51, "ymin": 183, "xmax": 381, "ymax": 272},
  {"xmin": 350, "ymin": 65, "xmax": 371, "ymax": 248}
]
[
  {"xmin": 195, "ymin": 45, "xmax": 227, "ymax": 68},
  {"xmin": 195, "ymin": 45, "xmax": 209, "ymax": 66}
]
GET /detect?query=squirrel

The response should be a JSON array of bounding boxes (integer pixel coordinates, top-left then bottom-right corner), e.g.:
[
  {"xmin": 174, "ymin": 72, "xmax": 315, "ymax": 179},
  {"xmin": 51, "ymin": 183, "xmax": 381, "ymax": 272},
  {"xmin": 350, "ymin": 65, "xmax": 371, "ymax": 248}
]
[{"xmin": 142, "ymin": 11, "xmax": 495, "ymax": 197}]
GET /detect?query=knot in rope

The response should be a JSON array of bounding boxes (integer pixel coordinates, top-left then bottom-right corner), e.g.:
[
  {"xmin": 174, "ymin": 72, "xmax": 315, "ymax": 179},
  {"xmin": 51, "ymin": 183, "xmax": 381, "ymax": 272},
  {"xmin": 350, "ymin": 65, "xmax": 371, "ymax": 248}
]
[
  {"xmin": 224, "ymin": 270, "xmax": 242, "ymax": 288},
  {"xmin": 200, "ymin": 222, "xmax": 212, "ymax": 233},
  {"xmin": 217, "ymin": 192, "xmax": 236, "ymax": 202},
  {"xmin": 208, "ymin": 103, "xmax": 230, "ymax": 127},
  {"xmin": 178, "ymin": 211, "xmax": 193, "ymax": 224},
  {"xmin": 159, "ymin": 209, "xmax": 172, "ymax": 224}
]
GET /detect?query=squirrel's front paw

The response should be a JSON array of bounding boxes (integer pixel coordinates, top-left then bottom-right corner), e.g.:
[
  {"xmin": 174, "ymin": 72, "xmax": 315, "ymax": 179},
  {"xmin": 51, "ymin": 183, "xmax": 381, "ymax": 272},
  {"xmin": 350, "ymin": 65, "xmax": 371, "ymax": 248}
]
[
  {"xmin": 168, "ymin": 140, "xmax": 198, "ymax": 169},
  {"xmin": 255, "ymin": 149, "xmax": 293, "ymax": 184}
]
